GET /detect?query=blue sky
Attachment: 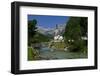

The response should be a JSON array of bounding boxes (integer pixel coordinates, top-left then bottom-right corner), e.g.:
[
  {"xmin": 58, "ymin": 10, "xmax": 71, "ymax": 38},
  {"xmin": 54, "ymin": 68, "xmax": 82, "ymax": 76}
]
[{"xmin": 28, "ymin": 15, "xmax": 69, "ymax": 29}]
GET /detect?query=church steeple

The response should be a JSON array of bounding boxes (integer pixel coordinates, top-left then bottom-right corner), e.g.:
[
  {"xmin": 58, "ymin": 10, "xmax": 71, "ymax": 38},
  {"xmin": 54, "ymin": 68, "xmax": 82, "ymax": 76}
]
[
  {"xmin": 54, "ymin": 24, "xmax": 64, "ymax": 42},
  {"xmin": 56, "ymin": 24, "xmax": 58, "ymax": 29},
  {"xmin": 54, "ymin": 24, "xmax": 59, "ymax": 36}
]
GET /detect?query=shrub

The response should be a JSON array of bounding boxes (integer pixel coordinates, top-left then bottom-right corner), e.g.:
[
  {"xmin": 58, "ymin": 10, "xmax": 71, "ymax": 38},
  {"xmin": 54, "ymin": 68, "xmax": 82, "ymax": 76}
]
[{"xmin": 68, "ymin": 40, "xmax": 87, "ymax": 53}]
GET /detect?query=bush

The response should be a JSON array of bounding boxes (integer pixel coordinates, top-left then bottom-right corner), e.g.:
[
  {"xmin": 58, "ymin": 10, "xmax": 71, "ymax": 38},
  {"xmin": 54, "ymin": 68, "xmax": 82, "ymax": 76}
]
[
  {"xmin": 28, "ymin": 47, "xmax": 34, "ymax": 60},
  {"xmin": 28, "ymin": 47, "xmax": 40, "ymax": 61},
  {"xmin": 68, "ymin": 40, "xmax": 87, "ymax": 53}
]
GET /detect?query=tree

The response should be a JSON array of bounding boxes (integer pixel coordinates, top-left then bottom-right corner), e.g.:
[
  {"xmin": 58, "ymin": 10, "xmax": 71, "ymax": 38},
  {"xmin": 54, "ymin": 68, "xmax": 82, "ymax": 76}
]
[
  {"xmin": 80, "ymin": 17, "xmax": 88, "ymax": 36},
  {"xmin": 28, "ymin": 19, "xmax": 37, "ymax": 46},
  {"xmin": 64, "ymin": 17, "xmax": 82, "ymax": 41},
  {"xmin": 64, "ymin": 17, "xmax": 88, "ymax": 52}
]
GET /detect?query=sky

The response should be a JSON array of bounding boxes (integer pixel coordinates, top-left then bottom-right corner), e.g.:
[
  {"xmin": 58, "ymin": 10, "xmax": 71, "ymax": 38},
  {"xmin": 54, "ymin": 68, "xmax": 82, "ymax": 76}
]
[{"xmin": 28, "ymin": 15, "xmax": 69, "ymax": 29}]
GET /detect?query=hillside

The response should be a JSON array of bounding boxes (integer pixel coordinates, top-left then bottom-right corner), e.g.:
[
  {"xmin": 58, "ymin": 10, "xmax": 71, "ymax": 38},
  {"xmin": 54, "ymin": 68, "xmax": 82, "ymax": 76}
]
[{"xmin": 31, "ymin": 32, "xmax": 51, "ymax": 43}]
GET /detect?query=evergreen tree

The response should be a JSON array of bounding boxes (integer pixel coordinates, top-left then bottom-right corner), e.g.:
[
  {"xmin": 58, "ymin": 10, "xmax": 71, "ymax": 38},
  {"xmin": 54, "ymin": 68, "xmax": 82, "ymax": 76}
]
[
  {"xmin": 64, "ymin": 17, "xmax": 87, "ymax": 52},
  {"xmin": 28, "ymin": 19, "xmax": 37, "ymax": 46}
]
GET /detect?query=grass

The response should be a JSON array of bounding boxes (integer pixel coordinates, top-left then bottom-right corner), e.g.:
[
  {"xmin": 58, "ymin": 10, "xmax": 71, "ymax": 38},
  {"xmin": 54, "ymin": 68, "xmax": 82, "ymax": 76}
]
[
  {"xmin": 51, "ymin": 42, "xmax": 67, "ymax": 50},
  {"xmin": 28, "ymin": 47, "xmax": 34, "ymax": 60},
  {"xmin": 28, "ymin": 47, "xmax": 40, "ymax": 61}
]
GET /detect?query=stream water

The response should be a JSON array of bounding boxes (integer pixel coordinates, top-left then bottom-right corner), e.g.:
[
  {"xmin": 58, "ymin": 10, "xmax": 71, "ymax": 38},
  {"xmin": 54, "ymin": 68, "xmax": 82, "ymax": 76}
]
[{"xmin": 38, "ymin": 46, "xmax": 87, "ymax": 60}]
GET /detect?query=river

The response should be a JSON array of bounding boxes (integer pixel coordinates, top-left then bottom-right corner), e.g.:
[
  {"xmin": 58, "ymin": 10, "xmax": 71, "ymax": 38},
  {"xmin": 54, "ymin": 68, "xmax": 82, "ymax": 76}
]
[{"xmin": 37, "ymin": 46, "xmax": 87, "ymax": 60}]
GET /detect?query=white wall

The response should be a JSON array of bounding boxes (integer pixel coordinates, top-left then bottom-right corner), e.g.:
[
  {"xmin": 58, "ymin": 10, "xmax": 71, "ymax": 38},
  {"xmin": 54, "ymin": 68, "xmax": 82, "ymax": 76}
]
[{"xmin": 0, "ymin": 0, "xmax": 99, "ymax": 76}]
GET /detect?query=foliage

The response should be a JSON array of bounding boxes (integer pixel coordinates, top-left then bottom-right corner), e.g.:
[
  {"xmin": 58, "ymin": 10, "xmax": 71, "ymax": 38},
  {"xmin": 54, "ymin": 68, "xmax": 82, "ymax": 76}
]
[
  {"xmin": 31, "ymin": 32, "xmax": 50, "ymax": 43},
  {"xmin": 64, "ymin": 17, "xmax": 82, "ymax": 40},
  {"xmin": 64, "ymin": 17, "xmax": 88, "ymax": 52},
  {"xmin": 68, "ymin": 40, "xmax": 87, "ymax": 52},
  {"xmin": 28, "ymin": 47, "xmax": 34, "ymax": 60},
  {"xmin": 50, "ymin": 42, "xmax": 66, "ymax": 50},
  {"xmin": 28, "ymin": 19, "xmax": 51, "ymax": 46},
  {"xmin": 28, "ymin": 19, "xmax": 37, "ymax": 46},
  {"xmin": 28, "ymin": 47, "xmax": 40, "ymax": 61},
  {"xmin": 80, "ymin": 17, "xmax": 88, "ymax": 36}
]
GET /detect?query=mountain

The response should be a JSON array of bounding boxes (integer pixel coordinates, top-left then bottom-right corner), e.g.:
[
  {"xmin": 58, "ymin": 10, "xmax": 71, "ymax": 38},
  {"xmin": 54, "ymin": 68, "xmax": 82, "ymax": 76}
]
[
  {"xmin": 36, "ymin": 26, "xmax": 53, "ymax": 38},
  {"xmin": 36, "ymin": 26, "xmax": 47, "ymax": 35},
  {"xmin": 36, "ymin": 24, "xmax": 66, "ymax": 38}
]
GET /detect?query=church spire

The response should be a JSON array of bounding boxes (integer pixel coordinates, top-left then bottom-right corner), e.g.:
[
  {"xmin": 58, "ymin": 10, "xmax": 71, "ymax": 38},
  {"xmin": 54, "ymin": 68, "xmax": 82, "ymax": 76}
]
[{"xmin": 56, "ymin": 24, "xmax": 58, "ymax": 29}]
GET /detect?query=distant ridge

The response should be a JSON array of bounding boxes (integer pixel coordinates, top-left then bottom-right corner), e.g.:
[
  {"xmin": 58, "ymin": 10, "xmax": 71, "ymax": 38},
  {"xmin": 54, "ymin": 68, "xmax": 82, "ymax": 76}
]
[{"xmin": 36, "ymin": 24, "xmax": 66, "ymax": 37}]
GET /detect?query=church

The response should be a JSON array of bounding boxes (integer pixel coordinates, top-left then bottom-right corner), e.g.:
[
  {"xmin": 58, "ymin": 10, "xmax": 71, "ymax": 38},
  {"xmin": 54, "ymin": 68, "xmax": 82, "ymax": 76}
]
[{"xmin": 54, "ymin": 24, "xmax": 64, "ymax": 42}]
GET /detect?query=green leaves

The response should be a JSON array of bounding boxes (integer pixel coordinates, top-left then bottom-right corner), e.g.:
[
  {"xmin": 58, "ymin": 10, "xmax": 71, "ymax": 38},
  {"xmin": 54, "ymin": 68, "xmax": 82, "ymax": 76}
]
[
  {"xmin": 64, "ymin": 17, "xmax": 88, "ymax": 52},
  {"xmin": 28, "ymin": 19, "xmax": 51, "ymax": 46},
  {"xmin": 28, "ymin": 19, "xmax": 37, "ymax": 46}
]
